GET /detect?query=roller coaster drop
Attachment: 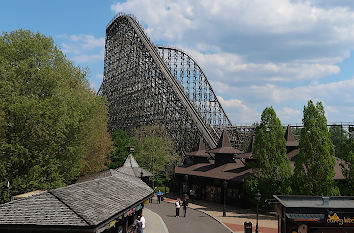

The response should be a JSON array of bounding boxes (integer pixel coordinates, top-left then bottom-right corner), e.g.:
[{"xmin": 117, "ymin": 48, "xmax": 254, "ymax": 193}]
[{"xmin": 100, "ymin": 14, "xmax": 254, "ymax": 154}]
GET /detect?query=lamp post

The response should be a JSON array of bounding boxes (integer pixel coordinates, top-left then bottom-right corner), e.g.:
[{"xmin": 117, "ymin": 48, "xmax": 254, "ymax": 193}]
[
  {"xmin": 7, "ymin": 181, "xmax": 10, "ymax": 201},
  {"xmin": 255, "ymin": 190, "xmax": 261, "ymax": 233},
  {"xmin": 222, "ymin": 180, "xmax": 227, "ymax": 217}
]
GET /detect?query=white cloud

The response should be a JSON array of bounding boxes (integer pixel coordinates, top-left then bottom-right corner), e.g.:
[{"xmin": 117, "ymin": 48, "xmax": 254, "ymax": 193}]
[
  {"xmin": 277, "ymin": 107, "xmax": 302, "ymax": 121},
  {"xmin": 57, "ymin": 34, "xmax": 105, "ymax": 63},
  {"xmin": 96, "ymin": 74, "xmax": 103, "ymax": 80},
  {"xmin": 188, "ymin": 50, "xmax": 340, "ymax": 84},
  {"xmin": 109, "ymin": 0, "xmax": 354, "ymax": 124},
  {"xmin": 71, "ymin": 50, "xmax": 104, "ymax": 63},
  {"xmin": 111, "ymin": 0, "xmax": 354, "ymax": 63},
  {"xmin": 217, "ymin": 96, "xmax": 260, "ymax": 124}
]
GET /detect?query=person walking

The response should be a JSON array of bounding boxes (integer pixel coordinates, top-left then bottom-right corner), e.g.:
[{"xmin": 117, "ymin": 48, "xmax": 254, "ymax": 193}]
[
  {"xmin": 182, "ymin": 197, "xmax": 189, "ymax": 217},
  {"xmin": 175, "ymin": 198, "xmax": 181, "ymax": 217},
  {"xmin": 157, "ymin": 190, "xmax": 163, "ymax": 204}
]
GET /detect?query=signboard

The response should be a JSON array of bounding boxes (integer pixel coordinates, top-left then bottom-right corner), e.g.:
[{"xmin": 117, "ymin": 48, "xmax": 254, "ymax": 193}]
[{"xmin": 326, "ymin": 212, "xmax": 354, "ymax": 226}]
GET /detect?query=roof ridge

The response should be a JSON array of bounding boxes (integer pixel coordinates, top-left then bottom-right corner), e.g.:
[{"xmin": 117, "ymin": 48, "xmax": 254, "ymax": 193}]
[{"xmin": 48, "ymin": 190, "xmax": 91, "ymax": 226}]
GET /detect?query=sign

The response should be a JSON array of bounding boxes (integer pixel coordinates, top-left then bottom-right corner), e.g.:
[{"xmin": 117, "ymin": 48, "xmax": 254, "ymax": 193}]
[{"xmin": 327, "ymin": 212, "xmax": 354, "ymax": 226}]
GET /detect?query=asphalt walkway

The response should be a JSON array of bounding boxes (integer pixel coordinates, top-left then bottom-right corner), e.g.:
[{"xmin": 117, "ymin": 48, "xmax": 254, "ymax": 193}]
[
  {"xmin": 161, "ymin": 196, "xmax": 278, "ymax": 233},
  {"xmin": 146, "ymin": 201, "xmax": 232, "ymax": 233},
  {"xmin": 144, "ymin": 207, "xmax": 169, "ymax": 233}
]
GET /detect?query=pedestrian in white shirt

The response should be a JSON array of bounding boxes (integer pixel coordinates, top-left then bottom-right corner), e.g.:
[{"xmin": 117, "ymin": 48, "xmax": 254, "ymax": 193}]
[
  {"xmin": 175, "ymin": 198, "xmax": 181, "ymax": 217},
  {"xmin": 139, "ymin": 214, "xmax": 146, "ymax": 233}
]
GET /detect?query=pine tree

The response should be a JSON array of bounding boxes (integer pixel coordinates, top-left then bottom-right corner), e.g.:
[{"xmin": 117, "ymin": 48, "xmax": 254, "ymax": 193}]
[
  {"xmin": 247, "ymin": 107, "xmax": 292, "ymax": 200},
  {"xmin": 293, "ymin": 101, "xmax": 339, "ymax": 195}
]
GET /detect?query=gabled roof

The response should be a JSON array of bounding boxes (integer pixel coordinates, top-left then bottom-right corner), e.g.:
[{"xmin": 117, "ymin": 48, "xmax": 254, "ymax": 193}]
[
  {"xmin": 0, "ymin": 172, "xmax": 153, "ymax": 227},
  {"xmin": 185, "ymin": 137, "xmax": 209, "ymax": 157},
  {"xmin": 117, "ymin": 154, "xmax": 153, "ymax": 177},
  {"xmin": 207, "ymin": 129, "xmax": 243, "ymax": 154},
  {"xmin": 285, "ymin": 125, "xmax": 299, "ymax": 147}
]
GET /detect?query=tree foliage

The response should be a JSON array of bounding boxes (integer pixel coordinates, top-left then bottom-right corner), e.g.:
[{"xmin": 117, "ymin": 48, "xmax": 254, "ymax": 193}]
[
  {"xmin": 336, "ymin": 135, "xmax": 354, "ymax": 195},
  {"xmin": 0, "ymin": 30, "xmax": 111, "ymax": 203},
  {"xmin": 293, "ymin": 101, "xmax": 339, "ymax": 195},
  {"xmin": 110, "ymin": 128, "xmax": 132, "ymax": 169},
  {"xmin": 329, "ymin": 125, "xmax": 348, "ymax": 159},
  {"xmin": 132, "ymin": 125, "xmax": 179, "ymax": 187},
  {"xmin": 245, "ymin": 107, "xmax": 292, "ymax": 200}
]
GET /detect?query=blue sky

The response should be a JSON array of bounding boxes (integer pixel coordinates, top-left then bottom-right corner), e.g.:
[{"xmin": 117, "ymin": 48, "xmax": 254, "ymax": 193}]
[{"xmin": 2, "ymin": 0, "xmax": 354, "ymax": 125}]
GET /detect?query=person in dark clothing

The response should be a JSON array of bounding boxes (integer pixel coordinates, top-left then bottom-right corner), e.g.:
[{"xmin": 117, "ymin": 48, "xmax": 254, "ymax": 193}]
[{"xmin": 182, "ymin": 198, "xmax": 189, "ymax": 217}]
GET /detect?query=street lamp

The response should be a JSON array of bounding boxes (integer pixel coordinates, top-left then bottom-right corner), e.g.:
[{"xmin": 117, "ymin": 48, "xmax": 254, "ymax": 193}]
[
  {"xmin": 7, "ymin": 181, "xmax": 10, "ymax": 201},
  {"xmin": 222, "ymin": 180, "xmax": 227, "ymax": 217},
  {"xmin": 255, "ymin": 190, "xmax": 261, "ymax": 233}
]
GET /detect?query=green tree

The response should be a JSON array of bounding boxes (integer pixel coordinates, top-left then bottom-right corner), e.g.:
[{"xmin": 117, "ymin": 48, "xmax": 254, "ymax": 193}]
[
  {"xmin": 132, "ymin": 125, "xmax": 179, "ymax": 188},
  {"xmin": 245, "ymin": 107, "xmax": 292, "ymax": 200},
  {"xmin": 110, "ymin": 128, "xmax": 132, "ymax": 169},
  {"xmin": 329, "ymin": 125, "xmax": 348, "ymax": 159},
  {"xmin": 336, "ymin": 135, "xmax": 354, "ymax": 195},
  {"xmin": 0, "ymin": 30, "xmax": 111, "ymax": 203},
  {"xmin": 293, "ymin": 101, "xmax": 339, "ymax": 195}
]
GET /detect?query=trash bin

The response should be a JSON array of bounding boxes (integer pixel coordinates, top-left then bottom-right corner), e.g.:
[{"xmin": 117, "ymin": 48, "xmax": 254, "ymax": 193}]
[{"xmin": 244, "ymin": 221, "xmax": 252, "ymax": 233}]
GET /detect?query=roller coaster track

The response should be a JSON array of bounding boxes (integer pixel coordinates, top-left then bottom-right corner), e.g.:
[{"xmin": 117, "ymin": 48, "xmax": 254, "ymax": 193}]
[{"xmin": 101, "ymin": 14, "xmax": 221, "ymax": 150}]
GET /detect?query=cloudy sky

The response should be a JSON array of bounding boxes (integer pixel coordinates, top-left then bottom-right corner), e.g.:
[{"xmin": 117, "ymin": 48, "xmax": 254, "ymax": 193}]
[{"xmin": 2, "ymin": 0, "xmax": 354, "ymax": 125}]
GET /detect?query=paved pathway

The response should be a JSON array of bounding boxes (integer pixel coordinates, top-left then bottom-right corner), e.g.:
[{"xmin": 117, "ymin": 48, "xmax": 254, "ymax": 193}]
[
  {"xmin": 162, "ymin": 196, "xmax": 278, "ymax": 233},
  {"xmin": 144, "ymin": 207, "xmax": 169, "ymax": 233},
  {"xmin": 146, "ymin": 201, "xmax": 232, "ymax": 233}
]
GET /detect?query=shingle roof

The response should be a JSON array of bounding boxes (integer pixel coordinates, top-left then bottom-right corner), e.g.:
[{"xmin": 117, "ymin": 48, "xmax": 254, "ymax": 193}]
[
  {"xmin": 0, "ymin": 171, "xmax": 153, "ymax": 227},
  {"xmin": 76, "ymin": 169, "xmax": 113, "ymax": 183},
  {"xmin": 51, "ymin": 172, "xmax": 152, "ymax": 226},
  {"xmin": 0, "ymin": 191, "xmax": 87, "ymax": 226},
  {"xmin": 117, "ymin": 154, "xmax": 153, "ymax": 177}
]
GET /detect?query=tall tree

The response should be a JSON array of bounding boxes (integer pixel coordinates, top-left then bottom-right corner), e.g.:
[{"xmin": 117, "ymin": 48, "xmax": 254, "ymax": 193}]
[
  {"xmin": 293, "ymin": 101, "xmax": 339, "ymax": 195},
  {"xmin": 110, "ymin": 128, "xmax": 132, "ymax": 169},
  {"xmin": 336, "ymin": 134, "xmax": 354, "ymax": 195},
  {"xmin": 0, "ymin": 30, "xmax": 111, "ymax": 203},
  {"xmin": 132, "ymin": 125, "xmax": 179, "ymax": 187},
  {"xmin": 329, "ymin": 125, "xmax": 348, "ymax": 159},
  {"xmin": 246, "ymin": 107, "xmax": 292, "ymax": 200}
]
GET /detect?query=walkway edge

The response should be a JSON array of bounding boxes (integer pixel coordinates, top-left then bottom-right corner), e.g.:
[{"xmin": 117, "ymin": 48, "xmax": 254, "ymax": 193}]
[{"xmin": 145, "ymin": 208, "xmax": 169, "ymax": 233}]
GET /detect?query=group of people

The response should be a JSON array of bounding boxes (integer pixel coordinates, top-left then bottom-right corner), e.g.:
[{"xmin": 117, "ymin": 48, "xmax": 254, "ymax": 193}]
[
  {"xmin": 154, "ymin": 189, "xmax": 190, "ymax": 218},
  {"xmin": 175, "ymin": 194, "xmax": 189, "ymax": 217},
  {"xmin": 133, "ymin": 214, "xmax": 145, "ymax": 233}
]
